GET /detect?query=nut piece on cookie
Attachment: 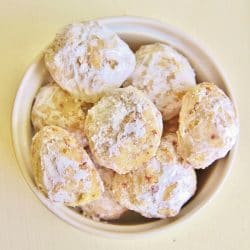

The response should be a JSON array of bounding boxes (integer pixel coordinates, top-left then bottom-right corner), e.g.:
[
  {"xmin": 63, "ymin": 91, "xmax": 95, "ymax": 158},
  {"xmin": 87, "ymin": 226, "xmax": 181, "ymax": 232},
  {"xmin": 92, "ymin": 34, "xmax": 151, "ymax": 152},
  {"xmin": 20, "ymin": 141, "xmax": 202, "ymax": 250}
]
[
  {"xmin": 31, "ymin": 126, "xmax": 104, "ymax": 206},
  {"xmin": 31, "ymin": 83, "xmax": 91, "ymax": 147},
  {"xmin": 85, "ymin": 86, "xmax": 163, "ymax": 174},
  {"xmin": 177, "ymin": 82, "xmax": 239, "ymax": 169},
  {"xmin": 111, "ymin": 133, "xmax": 197, "ymax": 218},
  {"xmin": 124, "ymin": 43, "xmax": 196, "ymax": 120},
  {"xmin": 81, "ymin": 163, "xmax": 127, "ymax": 221},
  {"xmin": 44, "ymin": 21, "xmax": 135, "ymax": 102}
]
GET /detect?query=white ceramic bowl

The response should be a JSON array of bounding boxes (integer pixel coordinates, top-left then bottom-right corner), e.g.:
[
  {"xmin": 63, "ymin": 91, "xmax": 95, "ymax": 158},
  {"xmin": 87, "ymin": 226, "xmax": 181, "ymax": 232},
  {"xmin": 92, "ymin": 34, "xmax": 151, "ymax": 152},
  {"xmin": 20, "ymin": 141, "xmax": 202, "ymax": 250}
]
[{"xmin": 12, "ymin": 16, "xmax": 238, "ymax": 238}]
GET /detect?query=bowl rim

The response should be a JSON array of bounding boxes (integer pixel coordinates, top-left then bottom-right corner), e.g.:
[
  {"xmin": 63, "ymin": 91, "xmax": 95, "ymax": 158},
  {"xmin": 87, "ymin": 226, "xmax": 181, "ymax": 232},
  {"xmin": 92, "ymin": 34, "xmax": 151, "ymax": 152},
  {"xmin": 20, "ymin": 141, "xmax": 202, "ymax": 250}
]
[{"xmin": 11, "ymin": 15, "xmax": 239, "ymax": 238}]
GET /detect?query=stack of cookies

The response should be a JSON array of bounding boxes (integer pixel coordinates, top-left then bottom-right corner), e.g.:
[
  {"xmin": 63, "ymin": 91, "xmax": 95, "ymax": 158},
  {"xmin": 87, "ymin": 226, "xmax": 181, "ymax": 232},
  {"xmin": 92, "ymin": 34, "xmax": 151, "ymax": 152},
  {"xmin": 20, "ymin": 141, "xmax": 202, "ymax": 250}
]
[{"xmin": 30, "ymin": 21, "xmax": 239, "ymax": 221}]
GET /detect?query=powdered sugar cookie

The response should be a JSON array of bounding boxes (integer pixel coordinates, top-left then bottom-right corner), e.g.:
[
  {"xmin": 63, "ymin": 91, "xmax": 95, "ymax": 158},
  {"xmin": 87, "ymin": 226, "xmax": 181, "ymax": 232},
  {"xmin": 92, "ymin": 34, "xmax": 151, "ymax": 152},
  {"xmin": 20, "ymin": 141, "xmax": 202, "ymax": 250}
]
[
  {"xmin": 31, "ymin": 83, "xmax": 91, "ymax": 147},
  {"xmin": 44, "ymin": 21, "xmax": 135, "ymax": 102},
  {"xmin": 124, "ymin": 43, "xmax": 196, "ymax": 120},
  {"xmin": 112, "ymin": 133, "xmax": 197, "ymax": 218},
  {"xmin": 85, "ymin": 86, "xmax": 163, "ymax": 174},
  {"xmin": 81, "ymin": 193, "xmax": 127, "ymax": 221},
  {"xmin": 31, "ymin": 126, "xmax": 104, "ymax": 206},
  {"xmin": 177, "ymin": 82, "xmax": 239, "ymax": 169},
  {"xmin": 81, "ymin": 166, "xmax": 127, "ymax": 220}
]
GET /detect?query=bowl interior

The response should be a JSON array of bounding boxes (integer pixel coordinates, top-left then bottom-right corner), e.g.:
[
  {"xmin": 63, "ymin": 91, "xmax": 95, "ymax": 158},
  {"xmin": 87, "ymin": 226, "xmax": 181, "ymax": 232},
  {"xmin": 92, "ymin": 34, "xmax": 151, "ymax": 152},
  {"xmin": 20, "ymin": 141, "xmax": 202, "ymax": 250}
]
[{"xmin": 12, "ymin": 16, "xmax": 236, "ymax": 236}]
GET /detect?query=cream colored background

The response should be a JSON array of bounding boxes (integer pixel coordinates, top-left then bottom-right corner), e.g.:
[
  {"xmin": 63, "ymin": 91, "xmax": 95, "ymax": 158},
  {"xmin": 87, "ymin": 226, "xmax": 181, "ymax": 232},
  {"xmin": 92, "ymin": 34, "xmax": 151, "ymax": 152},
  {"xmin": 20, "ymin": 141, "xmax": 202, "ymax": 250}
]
[{"xmin": 0, "ymin": 0, "xmax": 249, "ymax": 249}]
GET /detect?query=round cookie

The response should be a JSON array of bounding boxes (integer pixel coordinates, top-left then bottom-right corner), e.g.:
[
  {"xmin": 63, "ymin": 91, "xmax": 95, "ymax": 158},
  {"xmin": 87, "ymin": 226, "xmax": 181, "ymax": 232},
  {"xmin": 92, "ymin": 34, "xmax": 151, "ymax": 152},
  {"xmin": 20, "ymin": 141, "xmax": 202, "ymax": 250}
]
[
  {"xmin": 124, "ymin": 43, "xmax": 196, "ymax": 120},
  {"xmin": 44, "ymin": 21, "xmax": 135, "ymax": 102},
  {"xmin": 31, "ymin": 126, "xmax": 104, "ymax": 206},
  {"xmin": 81, "ymin": 165, "xmax": 127, "ymax": 221},
  {"xmin": 177, "ymin": 82, "xmax": 239, "ymax": 169},
  {"xmin": 111, "ymin": 133, "xmax": 197, "ymax": 218},
  {"xmin": 85, "ymin": 86, "xmax": 163, "ymax": 174},
  {"xmin": 31, "ymin": 83, "xmax": 91, "ymax": 147}
]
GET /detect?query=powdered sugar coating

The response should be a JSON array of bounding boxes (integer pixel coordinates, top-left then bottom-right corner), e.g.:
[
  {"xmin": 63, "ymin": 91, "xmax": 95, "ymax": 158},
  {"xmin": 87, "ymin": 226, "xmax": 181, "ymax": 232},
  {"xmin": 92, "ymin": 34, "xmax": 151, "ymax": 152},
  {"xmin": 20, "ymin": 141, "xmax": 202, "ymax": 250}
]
[
  {"xmin": 124, "ymin": 43, "xmax": 196, "ymax": 120},
  {"xmin": 31, "ymin": 83, "xmax": 91, "ymax": 147},
  {"xmin": 81, "ymin": 165, "xmax": 127, "ymax": 220},
  {"xmin": 31, "ymin": 126, "xmax": 104, "ymax": 206},
  {"xmin": 44, "ymin": 21, "xmax": 135, "ymax": 102},
  {"xmin": 85, "ymin": 86, "xmax": 163, "ymax": 174},
  {"xmin": 82, "ymin": 194, "xmax": 127, "ymax": 221},
  {"xmin": 112, "ymin": 133, "xmax": 197, "ymax": 218},
  {"xmin": 177, "ymin": 82, "xmax": 239, "ymax": 169}
]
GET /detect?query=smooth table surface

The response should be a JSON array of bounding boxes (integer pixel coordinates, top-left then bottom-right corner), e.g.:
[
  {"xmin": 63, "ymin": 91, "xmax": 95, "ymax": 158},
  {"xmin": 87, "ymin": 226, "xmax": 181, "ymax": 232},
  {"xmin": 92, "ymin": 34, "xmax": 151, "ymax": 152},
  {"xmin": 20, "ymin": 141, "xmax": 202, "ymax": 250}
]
[{"xmin": 0, "ymin": 0, "xmax": 249, "ymax": 249}]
